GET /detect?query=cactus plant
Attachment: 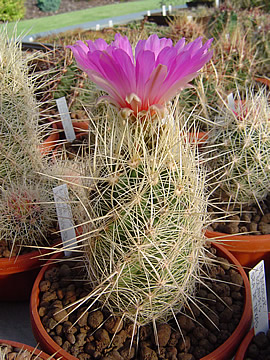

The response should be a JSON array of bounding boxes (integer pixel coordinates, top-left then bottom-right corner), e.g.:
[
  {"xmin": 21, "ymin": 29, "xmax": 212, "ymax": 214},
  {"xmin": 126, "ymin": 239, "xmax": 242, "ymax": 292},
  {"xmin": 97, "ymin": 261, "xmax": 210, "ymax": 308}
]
[
  {"xmin": 0, "ymin": 25, "xmax": 60, "ymax": 253},
  {"xmin": 0, "ymin": 180, "xmax": 56, "ymax": 254},
  {"xmin": 65, "ymin": 106, "xmax": 209, "ymax": 326},
  {"xmin": 0, "ymin": 25, "xmax": 43, "ymax": 183},
  {"xmin": 61, "ymin": 32, "xmax": 214, "ymax": 327},
  {"xmin": 205, "ymin": 87, "xmax": 270, "ymax": 207}
]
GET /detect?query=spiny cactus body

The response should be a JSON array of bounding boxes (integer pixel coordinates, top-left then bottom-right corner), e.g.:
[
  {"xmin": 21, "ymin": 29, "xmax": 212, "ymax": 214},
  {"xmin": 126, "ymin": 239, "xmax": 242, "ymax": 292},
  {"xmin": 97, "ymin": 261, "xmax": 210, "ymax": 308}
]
[
  {"xmin": 0, "ymin": 181, "xmax": 55, "ymax": 252},
  {"xmin": 0, "ymin": 25, "xmax": 42, "ymax": 183},
  {"xmin": 205, "ymin": 88, "xmax": 270, "ymax": 206},
  {"xmin": 76, "ymin": 107, "xmax": 209, "ymax": 326}
]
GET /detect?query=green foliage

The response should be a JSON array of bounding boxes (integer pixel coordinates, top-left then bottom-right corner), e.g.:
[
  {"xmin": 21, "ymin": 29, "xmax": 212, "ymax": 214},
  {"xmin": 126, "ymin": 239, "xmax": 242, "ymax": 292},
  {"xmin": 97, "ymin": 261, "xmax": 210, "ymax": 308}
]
[
  {"xmin": 37, "ymin": 0, "xmax": 61, "ymax": 12},
  {"xmin": 0, "ymin": 0, "xmax": 25, "ymax": 21}
]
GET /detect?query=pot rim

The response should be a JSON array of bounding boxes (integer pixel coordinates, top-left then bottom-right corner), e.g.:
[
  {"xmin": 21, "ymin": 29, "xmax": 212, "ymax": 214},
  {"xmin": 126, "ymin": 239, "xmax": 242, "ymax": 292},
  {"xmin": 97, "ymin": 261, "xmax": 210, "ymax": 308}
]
[
  {"xmin": 205, "ymin": 229, "xmax": 270, "ymax": 252},
  {"xmin": 0, "ymin": 339, "xmax": 52, "ymax": 359}
]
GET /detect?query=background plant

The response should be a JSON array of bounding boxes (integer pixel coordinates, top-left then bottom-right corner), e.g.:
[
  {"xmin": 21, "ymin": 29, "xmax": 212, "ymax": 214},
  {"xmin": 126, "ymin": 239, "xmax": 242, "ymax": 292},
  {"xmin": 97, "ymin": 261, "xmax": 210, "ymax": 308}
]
[
  {"xmin": 37, "ymin": 0, "xmax": 61, "ymax": 12},
  {"xmin": 0, "ymin": 180, "xmax": 56, "ymax": 255},
  {"xmin": 0, "ymin": 25, "xmax": 43, "ymax": 183},
  {"xmin": 0, "ymin": 25, "xmax": 59, "ymax": 252},
  {"xmin": 204, "ymin": 87, "xmax": 270, "ymax": 207},
  {"xmin": 0, "ymin": 0, "xmax": 25, "ymax": 21}
]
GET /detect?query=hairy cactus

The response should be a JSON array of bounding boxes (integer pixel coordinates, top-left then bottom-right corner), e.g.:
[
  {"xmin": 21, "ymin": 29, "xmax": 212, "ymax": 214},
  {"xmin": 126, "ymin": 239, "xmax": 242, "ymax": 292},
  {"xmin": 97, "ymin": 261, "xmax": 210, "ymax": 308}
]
[
  {"xmin": 0, "ymin": 25, "xmax": 42, "ymax": 183},
  {"xmin": 205, "ymin": 87, "xmax": 270, "ymax": 206},
  {"xmin": 0, "ymin": 181, "xmax": 56, "ymax": 252},
  {"xmin": 73, "ymin": 107, "xmax": 209, "ymax": 326},
  {"xmin": 0, "ymin": 25, "xmax": 60, "ymax": 251}
]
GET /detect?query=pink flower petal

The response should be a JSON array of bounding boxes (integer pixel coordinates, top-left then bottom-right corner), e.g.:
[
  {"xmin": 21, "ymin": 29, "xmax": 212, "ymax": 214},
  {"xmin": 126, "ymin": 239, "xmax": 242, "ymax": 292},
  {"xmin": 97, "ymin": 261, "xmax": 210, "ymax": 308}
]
[
  {"xmin": 67, "ymin": 33, "xmax": 213, "ymax": 116},
  {"xmin": 86, "ymin": 38, "xmax": 108, "ymax": 52}
]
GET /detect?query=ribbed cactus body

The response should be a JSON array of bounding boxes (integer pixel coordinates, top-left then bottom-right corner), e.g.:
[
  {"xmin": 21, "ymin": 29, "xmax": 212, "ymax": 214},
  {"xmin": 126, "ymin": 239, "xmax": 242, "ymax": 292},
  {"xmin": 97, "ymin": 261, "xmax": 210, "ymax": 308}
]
[
  {"xmin": 82, "ymin": 110, "xmax": 208, "ymax": 325},
  {"xmin": 206, "ymin": 89, "xmax": 270, "ymax": 205}
]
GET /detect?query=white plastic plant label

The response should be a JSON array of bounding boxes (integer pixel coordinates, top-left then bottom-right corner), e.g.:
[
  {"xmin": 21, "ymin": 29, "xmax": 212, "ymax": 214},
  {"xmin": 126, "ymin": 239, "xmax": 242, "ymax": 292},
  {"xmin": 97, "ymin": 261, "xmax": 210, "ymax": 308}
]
[
  {"xmin": 249, "ymin": 260, "xmax": 269, "ymax": 335},
  {"xmin": 162, "ymin": 5, "xmax": 166, "ymax": 16},
  {"xmin": 56, "ymin": 97, "xmax": 76, "ymax": 142},
  {"xmin": 53, "ymin": 184, "xmax": 77, "ymax": 257},
  {"xmin": 227, "ymin": 93, "xmax": 236, "ymax": 111}
]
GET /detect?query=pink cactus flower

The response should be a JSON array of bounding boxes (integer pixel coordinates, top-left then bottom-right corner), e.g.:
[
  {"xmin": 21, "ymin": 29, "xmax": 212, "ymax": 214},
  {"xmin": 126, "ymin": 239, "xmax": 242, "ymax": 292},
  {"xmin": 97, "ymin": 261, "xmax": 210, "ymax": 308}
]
[{"xmin": 67, "ymin": 34, "xmax": 213, "ymax": 117}]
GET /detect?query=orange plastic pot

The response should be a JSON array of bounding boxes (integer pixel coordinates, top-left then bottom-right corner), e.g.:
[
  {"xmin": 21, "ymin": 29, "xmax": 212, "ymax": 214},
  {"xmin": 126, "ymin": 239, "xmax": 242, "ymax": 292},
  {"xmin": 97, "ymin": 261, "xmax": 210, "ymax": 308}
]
[
  {"xmin": 234, "ymin": 313, "xmax": 270, "ymax": 359},
  {"xmin": 0, "ymin": 339, "xmax": 52, "ymax": 359},
  {"xmin": 188, "ymin": 131, "xmax": 208, "ymax": 147},
  {"xmin": 0, "ymin": 245, "xmax": 60, "ymax": 302},
  {"xmin": 205, "ymin": 229, "xmax": 270, "ymax": 270},
  {"xmin": 40, "ymin": 121, "xmax": 89, "ymax": 157},
  {"xmin": 52, "ymin": 121, "xmax": 89, "ymax": 161},
  {"xmin": 54, "ymin": 120, "xmax": 89, "ymax": 133},
  {"xmin": 39, "ymin": 123, "xmax": 60, "ymax": 156},
  {"xmin": 30, "ymin": 243, "xmax": 251, "ymax": 360}
]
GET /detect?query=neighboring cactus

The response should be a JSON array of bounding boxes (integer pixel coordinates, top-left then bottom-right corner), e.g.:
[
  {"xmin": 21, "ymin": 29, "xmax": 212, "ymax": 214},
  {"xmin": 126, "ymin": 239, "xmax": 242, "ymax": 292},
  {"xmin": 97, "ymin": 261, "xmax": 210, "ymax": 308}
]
[
  {"xmin": 0, "ymin": 25, "xmax": 59, "ymax": 252},
  {"xmin": 205, "ymin": 87, "xmax": 270, "ymax": 206},
  {"xmin": 0, "ymin": 25, "xmax": 42, "ymax": 183},
  {"xmin": 75, "ymin": 106, "xmax": 209, "ymax": 326},
  {"xmin": 0, "ymin": 180, "xmax": 56, "ymax": 253}
]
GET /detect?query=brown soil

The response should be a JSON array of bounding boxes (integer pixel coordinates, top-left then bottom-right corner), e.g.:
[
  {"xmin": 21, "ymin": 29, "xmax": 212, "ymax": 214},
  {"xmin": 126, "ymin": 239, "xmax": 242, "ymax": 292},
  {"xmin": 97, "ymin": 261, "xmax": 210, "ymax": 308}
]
[
  {"xmin": 208, "ymin": 194, "xmax": 270, "ymax": 236},
  {"xmin": 24, "ymin": 0, "xmax": 137, "ymax": 20},
  {"xmin": 245, "ymin": 331, "xmax": 270, "ymax": 359}
]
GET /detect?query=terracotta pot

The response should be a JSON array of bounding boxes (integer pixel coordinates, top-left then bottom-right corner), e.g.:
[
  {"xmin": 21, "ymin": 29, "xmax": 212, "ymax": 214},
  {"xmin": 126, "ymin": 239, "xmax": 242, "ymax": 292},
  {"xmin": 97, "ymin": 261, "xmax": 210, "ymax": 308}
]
[
  {"xmin": 0, "ymin": 244, "xmax": 60, "ymax": 302},
  {"xmin": 30, "ymin": 243, "xmax": 252, "ymax": 360},
  {"xmin": 234, "ymin": 313, "xmax": 270, "ymax": 359},
  {"xmin": 40, "ymin": 121, "xmax": 89, "ymax": 157},
  {"xmin": 54, "ymin": 120, "xmax": 89, "ymax": 133},
  {"xmin": 51, "ymin": 121, "xmax": 89, "ymax": 160},
  {"xmin": 39, "ymin": 123, "xmax": 60, "ymax": 156},
  {"xmin": 205, "ymin": 229, "xmax": 270, "ymax": 269},
  {"xmin": 0, "ymin": 339, "xmax": 52, "ymax": 359},
  {"xmin": 188, "ymin": 131, "xmax": 208, "ymax": 147}
]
